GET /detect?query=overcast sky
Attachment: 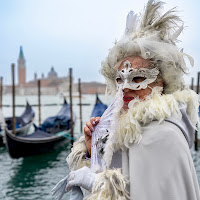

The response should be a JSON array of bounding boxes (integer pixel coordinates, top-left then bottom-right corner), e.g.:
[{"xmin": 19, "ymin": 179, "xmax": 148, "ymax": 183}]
[{"xmin": 0, "ymin": 0, "xmax": 199, "ymax": 85}]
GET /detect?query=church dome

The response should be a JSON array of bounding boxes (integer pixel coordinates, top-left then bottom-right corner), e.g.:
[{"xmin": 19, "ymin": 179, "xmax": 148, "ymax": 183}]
[{"xmin": 48, "ymin": 66, "xmax": 57, "ymax": 79}]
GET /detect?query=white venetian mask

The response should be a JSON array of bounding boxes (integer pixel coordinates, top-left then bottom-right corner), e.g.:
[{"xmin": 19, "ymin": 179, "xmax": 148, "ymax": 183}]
[{"xmin": 115, "ymin": 60, "xmax": 159, "ymax": 90}]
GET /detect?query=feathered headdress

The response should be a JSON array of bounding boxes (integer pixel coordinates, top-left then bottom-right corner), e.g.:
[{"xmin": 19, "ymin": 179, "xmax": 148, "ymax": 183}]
[{"xmin": 101, "ymin": 0, "xmax": 193, "ymax": 95}]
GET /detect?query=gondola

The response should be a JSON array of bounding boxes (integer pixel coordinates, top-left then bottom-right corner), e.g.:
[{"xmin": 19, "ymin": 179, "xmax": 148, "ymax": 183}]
[
  {"xmin": 90, "ymin": 94, "xmax": 107, "ymax": 118},
  {"xmin": 0, "ymin": 101, "xmax": 35, "ymax": 146},
  {"xmin": 4, "ymin": 99, "xmax": 74, "ymax": 158},
  {"xmin": 39, "ymin": 99, "xmax": 71, "ymax": 134}
]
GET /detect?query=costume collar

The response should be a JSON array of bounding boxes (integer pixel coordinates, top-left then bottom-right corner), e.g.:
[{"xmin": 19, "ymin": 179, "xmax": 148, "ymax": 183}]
[{"xmin": 103, "ymin": 89, "xmax": 199, "ymax": 168}]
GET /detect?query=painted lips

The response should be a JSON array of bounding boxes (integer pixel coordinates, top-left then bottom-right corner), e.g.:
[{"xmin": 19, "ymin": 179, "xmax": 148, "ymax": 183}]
[{"xmin": 123, "ymin": 96, "xmax": 134, "ymax": 102}]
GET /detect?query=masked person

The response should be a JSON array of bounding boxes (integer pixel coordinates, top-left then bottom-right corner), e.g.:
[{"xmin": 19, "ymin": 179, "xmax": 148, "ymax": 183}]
[{"xmin": 52, "ymin": 1, "xmax": 200, "ymax": 199}]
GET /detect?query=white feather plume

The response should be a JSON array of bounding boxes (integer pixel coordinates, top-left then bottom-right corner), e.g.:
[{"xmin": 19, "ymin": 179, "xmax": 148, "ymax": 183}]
[
  {"xmin": 124, "ymin": 11, "xmax": 138, "ymax": 35},
  {"xmin": 101, "ymin": 0, "xmax": 192, "ymax": 95},
  {"xmin": 170, "ymin": 25, "xmax": 184, "ymax": 41},
  {"xmin": 85, "ymin": 168, "xmax": 129, "ymax": 200}
]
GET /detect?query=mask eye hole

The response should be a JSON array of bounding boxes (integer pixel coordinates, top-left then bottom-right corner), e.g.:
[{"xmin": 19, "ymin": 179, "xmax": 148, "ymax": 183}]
[
  {"xmin": 132, "ymin": 77, "xmax": 146, "ymax": 83},
  {"xmin": 116, "ymin": 77, "xmax": 123, "ymax": 84}
]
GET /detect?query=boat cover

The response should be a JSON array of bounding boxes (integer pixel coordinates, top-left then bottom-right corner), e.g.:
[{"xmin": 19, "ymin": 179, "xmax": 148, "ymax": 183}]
[
  {"xmin": 40, "ymin": 100, "xmax": 71, "ymax": 133},
  {"xmin": 0, "ymin": 102, "xmax": 35, "ymax": 131},
  {"xmin": 91, "ymin": 95, "xmax": 107, "ymax": 118},
  {"xmin": 19, "ymin": 127, "xmax": 53, "ymax": 138}
]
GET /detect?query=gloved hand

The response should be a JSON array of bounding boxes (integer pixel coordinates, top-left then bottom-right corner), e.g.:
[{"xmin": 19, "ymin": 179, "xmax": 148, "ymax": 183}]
[
  {"xmin": 51, "ymin": 175, "xmax": 68, "ymax": 200},
  {"xmin": 69, "ymin": 186, "xmax": 83, "ymax": 200},
  {"xmin": 52, "ymin": 167, "xmax": 97, "ymax": 200},
  {"xmin": 66, "ymin": 166, "xmax": 97, "ymax": 192},
  {"xmin": 52, "ymin": 175, "xmax": 83, "ymax": 200}
]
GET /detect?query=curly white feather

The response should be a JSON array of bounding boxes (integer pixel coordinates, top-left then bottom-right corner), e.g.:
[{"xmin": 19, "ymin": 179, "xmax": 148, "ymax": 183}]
[
  {"xmin": 85, "ymin": 168, "xmax": 129, "ymax": 200},
  {"xmin": 66, "ymin": 136, "xmax": 90, "ymax": 171},
  {"xmin": 124, "ymin": 11, "xmax": 138, "ymax": 35},
  {"xmin": 103, "ymin": 89, "xmax": 199, "ymax": 167},
  {"xmin": 170, "ymin": 25, "xmax": 184, "ymax": 41}
]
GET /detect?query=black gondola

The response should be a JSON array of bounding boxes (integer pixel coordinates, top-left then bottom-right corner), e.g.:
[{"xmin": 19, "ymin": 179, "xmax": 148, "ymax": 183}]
[
  {"xmin": 0, "ymin": 101, "xmax": 35, "ymax": 146},
  {"xmin": 90, "ymin": 94, "xmax": 107, "ymax": 118},
  {"xmin": 4, "ymin": 100, "xmax": 74, "ymax": 158}
]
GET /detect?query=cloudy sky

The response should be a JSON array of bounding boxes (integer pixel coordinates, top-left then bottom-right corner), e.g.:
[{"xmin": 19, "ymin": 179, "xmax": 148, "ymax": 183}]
[{"xmin": 0, "ymin": 0, "xmax": 199, "ymax": 85}]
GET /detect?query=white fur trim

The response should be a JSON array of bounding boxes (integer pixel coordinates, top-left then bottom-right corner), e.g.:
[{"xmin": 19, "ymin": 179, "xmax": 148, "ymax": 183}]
[
  {"xmin": 118, "ymin": 89, "xmax": 199, "ymax": 145},
  {"xmin": 66, "ymin": 136, "xmax": 91, "ymax": 170},
  {"xmin": 103, "ymin": 89, "xmax": 199, "ymax": 167},
  {"xmin": 85, "ymin": 168, "xmax": 129, "ymax": 200}
]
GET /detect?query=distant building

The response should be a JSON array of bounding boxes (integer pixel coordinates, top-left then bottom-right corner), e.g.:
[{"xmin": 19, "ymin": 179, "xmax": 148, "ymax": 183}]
[
  {"xmin": 48, "ymin": 67, "xmax": 58, "ymax": 79},
  {"xmin": 4, "ymin": 46, "xmax": 106, "ymax": 95},
  {"xmin": 34, "ymin": 73, "xmax": 37, "ymax": 81},
  {"xmin": 18, "ymin": 46, "xmax": 26, "ymax": 85},
  {"xmin": 75, "ymin": 82, "xmax": 106, "ymax": 94}
]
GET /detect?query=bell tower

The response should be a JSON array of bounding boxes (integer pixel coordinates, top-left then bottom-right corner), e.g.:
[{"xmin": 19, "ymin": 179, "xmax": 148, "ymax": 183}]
[{"xmin": 18, "ymin": 46, "xmax": 26, "ymax": 85}]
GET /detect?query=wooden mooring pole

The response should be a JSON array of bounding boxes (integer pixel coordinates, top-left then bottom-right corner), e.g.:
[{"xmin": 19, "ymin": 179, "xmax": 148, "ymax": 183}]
[
  {"xmin": 197, "ymin": 72, "xmax": 200, "ymax": 94},
  {"xmin": 191, "ymin": 77, "xmax": 194, "ymax": 90},
  {"xmin": 37, "ymin": 79, "xmax": 41, "ymax": 126},
  {"xmin": 78, "ymin": 78, "xmax": 83, "ymax": 133},
  {"xmin": 11, "ymin": 64, "xmax": 16, "ymax": 135},
  {"xmin": 0, "ymin": 77, "xmax": 3, "ymax": 109},
  {"xmin": 69, "ymin": 68, "xmax": 74, "ymax": 145},
  {"xmin": 195, "ymin": 72, "xmax": 200, "ymax": 151}
]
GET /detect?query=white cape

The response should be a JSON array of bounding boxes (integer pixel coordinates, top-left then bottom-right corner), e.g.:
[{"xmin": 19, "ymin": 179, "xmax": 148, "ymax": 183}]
[{"xmin": 121, "ymin": 120, "xmax": 200, "ymax": 200}]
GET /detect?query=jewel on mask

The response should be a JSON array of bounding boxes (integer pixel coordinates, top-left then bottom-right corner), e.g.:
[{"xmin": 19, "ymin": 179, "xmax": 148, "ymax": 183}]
[{"xmin": 123, "ymin": 60, "xmax": 131, "ymax": 69}]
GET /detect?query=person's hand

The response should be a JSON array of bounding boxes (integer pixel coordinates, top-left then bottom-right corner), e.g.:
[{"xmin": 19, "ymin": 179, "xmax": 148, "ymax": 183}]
[
  {"xmin": 66, "ymin": 166, "xmax": 97, "ymax": 192},
  {"xmin": 69, "ymin": 186, "xmax": 83, "ymax": 200},
  {"xmin": 51, "ymin": 170, "xmax": 87, "ymax": 200},
  {"xmin": 51, "ymin": 175, "xmax": 69, "ymax": 200},
  {"xmin": 84, "ymin": 117, "xmax": 100, "ymax": 156}
]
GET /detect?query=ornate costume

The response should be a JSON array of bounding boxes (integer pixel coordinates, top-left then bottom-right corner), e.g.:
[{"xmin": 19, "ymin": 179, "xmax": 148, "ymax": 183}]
[{"xmin": 52, "ymin": 1, "xmax": 200, "ymax": 199}]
